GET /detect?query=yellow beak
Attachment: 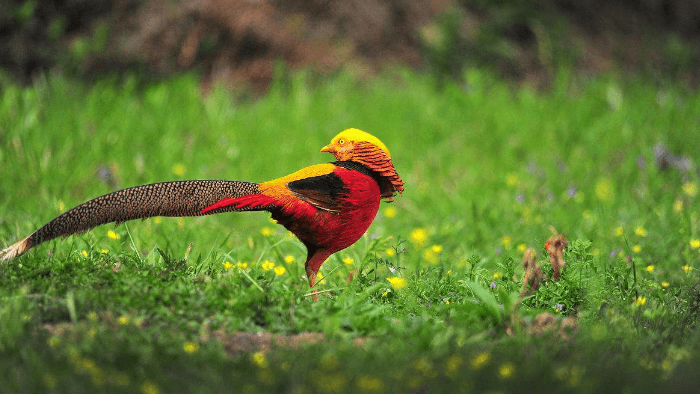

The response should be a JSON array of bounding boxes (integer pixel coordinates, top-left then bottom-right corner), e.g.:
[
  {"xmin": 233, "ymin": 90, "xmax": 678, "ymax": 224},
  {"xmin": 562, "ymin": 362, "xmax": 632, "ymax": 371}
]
[{"xmin": 320, "ymin": 143, "xmax": 334, "ymax": 153}]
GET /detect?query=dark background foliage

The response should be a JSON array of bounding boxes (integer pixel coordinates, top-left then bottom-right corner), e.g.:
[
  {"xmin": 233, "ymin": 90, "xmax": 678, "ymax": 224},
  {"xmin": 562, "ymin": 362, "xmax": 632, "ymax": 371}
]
[{"xmin": 2, "ymin": 0, "xmax": 699, "ymax": 91}]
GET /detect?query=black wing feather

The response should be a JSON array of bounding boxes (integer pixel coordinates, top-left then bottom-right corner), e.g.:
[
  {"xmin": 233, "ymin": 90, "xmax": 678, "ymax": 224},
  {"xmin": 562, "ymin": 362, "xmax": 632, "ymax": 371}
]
[{"xmin": 287, "ymin": 172, "xmax": 348, "ymax": 212}]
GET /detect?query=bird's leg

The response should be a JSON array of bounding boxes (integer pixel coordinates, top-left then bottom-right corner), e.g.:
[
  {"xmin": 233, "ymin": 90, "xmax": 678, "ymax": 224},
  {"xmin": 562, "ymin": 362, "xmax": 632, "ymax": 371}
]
[
  {"xmin": 304, "ymin": 249, "xmax": 332, "ymax": 301},
  {"xmin": 305, "ymin": 267, "xmax": 319, "ymax": 301}
]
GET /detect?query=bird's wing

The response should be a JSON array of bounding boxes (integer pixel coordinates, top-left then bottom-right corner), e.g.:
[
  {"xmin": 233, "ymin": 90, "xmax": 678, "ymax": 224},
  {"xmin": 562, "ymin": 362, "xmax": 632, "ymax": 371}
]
[
  {"xmin": 286, "ymin": 172, "xmax": 348, "ymax": 213},
  {"xmin": 254, "ymin": 163, "xmax": 347, "ymax": 213}
]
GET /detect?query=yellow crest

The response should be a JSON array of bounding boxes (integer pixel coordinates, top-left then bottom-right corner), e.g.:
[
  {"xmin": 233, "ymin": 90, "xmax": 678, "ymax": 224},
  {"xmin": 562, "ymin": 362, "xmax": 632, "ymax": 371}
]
[{"xmin": 324, "ymin": 128, "xmax": 392, "ymax": 159}]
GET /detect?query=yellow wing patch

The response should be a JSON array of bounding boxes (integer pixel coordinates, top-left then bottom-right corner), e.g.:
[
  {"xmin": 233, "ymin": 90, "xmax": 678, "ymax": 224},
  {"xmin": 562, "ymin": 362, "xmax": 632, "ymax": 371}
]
[{"xmin": 259, "ymin": 163, "xmax": 337, "ymax": 200}]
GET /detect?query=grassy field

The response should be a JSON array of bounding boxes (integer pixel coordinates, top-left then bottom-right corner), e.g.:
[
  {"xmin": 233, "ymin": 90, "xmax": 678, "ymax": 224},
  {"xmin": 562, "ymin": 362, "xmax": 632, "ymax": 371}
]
[{"xmin": 1, "ymin": 68, "xmax": 699, "ymax": 393}]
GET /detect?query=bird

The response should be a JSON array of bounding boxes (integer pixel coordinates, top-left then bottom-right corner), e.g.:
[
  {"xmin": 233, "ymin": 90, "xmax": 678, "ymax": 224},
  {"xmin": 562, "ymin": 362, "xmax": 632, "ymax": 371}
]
[{"xmin": 0, "ymin": 128, "xmax": 404, "ymax": 292}]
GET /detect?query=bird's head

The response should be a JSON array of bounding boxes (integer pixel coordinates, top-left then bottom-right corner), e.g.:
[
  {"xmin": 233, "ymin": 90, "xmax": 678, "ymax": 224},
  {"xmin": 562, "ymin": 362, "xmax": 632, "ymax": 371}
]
[
  {"xmin": 321, "ymin": 128, "xmax": 404, "ymax": 200},
  {"xmin": 321, "ymin": 128, "xmax": 391, "ymax": 161}
]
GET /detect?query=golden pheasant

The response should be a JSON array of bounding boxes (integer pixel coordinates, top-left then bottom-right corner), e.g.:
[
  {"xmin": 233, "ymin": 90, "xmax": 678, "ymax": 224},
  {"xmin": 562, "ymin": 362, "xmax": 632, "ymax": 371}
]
[{"xmin": 0, "ymin": 129, "xmax": 403, "ymax": 290}]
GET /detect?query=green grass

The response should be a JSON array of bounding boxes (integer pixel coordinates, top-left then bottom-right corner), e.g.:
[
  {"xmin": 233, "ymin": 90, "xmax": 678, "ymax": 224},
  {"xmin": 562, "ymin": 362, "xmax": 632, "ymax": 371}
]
[{"xmin": 1, "ymin": 68, "xmax": 700, "ymax": 393}]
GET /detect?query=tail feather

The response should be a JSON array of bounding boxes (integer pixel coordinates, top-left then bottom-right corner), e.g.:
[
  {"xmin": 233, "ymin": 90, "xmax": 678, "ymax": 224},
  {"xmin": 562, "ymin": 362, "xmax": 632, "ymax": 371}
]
[
  {"xmin": 1, "ymin": 180, "xmax": 259, "ymax": 261},
  {"xmin": 0, "ymin": 236, "xmax": 32, "ymax": 261}
]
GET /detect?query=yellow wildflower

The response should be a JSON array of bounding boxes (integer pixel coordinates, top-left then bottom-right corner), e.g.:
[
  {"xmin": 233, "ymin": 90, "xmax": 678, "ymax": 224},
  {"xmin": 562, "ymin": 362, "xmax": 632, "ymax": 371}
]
[
  {"xmin": 444, "ymin": 355, "xmax": 462, "ymax": 378},
  {"xmin": 646, "ymin": 265, "xmax": 654, "ymax": 273},
  {"xmin": 86, "ymin": 366, "xmax": 104, "ymax": 385},
  {"xmin": 387, "ymin": 277, "xmax": 407, "ymax": 290},
  {"xmin": 634, "ymin": 226, "xmax": 647, "ymax": 237},
  {"xmin": 237, "ymin": 261, "xmax": 248, "ymax": 269},
  {"xmin": 422, "ymin": 249, "xmax": 438, "ymax": 264},
  {"xmin": 183, "ymin": 341, "xmax": 199, "ymax": 354},
  {"xmin": 635, "ymin": 296, "xmax": 646, "ymax": 306},
  {"xmin": 81, "ymin": 250, "xmax": 88, "ymax": 258},
  {"xmin": 498, "ymin": 363, "xmax": 515, "ymax": 379},
  {"xmin": 431, "ymin": 244, "xmax": 443, "ymax": 253},
  {"xmin": 501, "ymin": 236, "xmax": 511, "ymax": 250},
  {"xmin": 172, "ymin": 164, "xmax": 186, "ymax": 177},
  {"xmin": 284, "ymin": 255, "xmax": 295, "ymax": 264},
  {"xmin": 321, "ymin": 353, "xmax": 339, "ymax": 370},
  {"xmin": 673, "ymin": 199, "xmax": 684, "ymax": 212},
  {"xmin": 690, "ymin": 239, "xmax": 700, "ymax": 249},
  {"xmin": 113, "ymin": 372, "xmax": 130, "ymax": 386},
  {"xmin": 222, "ymin": 261, "xmax": 233, "ymax": 270},
  {"xmin": 385, "ymin": 248, "xmax": 396, "ymax": 257},
  {"xmin": 343, "ymin": 257, "xmax": 354, "ymax": 265},
  {"xmin": 661, "ymin": 360, "xmax": 672, "ymax": 371},
  {"xmin": 260, "ymin": 227, "xmax": 274, "ymax": 237},
  {"xmin": 409, "ymin": 228, "xmax": 428, "ymax": 247},
  {"xmin": 568, "ymin": 366, "xmax": 582, "ymax": 387},
  {"xmin": 315, "ymin": 373, "xmax": 348, "ymax": 394},
  {"xmin": 383, "ymin": 206, "xmax": 397, "ymax": 218},
  {"xmin": 261, "ymin": 260, "xmax": 275, "ymax": 271},
  {"xmin": 517, "ymin": 243, "xmax": 527, "ymax": 253},
  {"xmin": 141, "ymin": 380, "xmax": 160, "ymax": 394},
  {"xmin": 274, "ymin": 266, "xmax": 286, "ymax": 276},
  {"xmin": 640, "ymin": 355, "xmax": 654, "ymax": 370},
  {"xmin": 615, "ymin": 226, "xmax": 624, "ymax": 237},
  {"xmin": 107, "ymin": 230, "xmax": 120, "ymax": 240},
  {"xmin": 470, "ymin": 352, "xmax": 490, "ymax": 370},
  {"xmin": 682, "ymin": 182, "xmax": 697, "ymax": 197},
  {"xmin": 153, "ymin": 217, "xmax": 162, "ymax": 224},
  {"xmin": 632, "ymin": 245, "xmax": 642, "ymax": 253},
  {"xmin": 100, "ymin": 249, "xmax": 109, "ymax": 254},
  {"xmin": 595, "ymin": 178, "xmax": 615, "ymax": 202},
  {"xmin": 412, "ymin": 357, "xmax": 433, "ymax": 376},
  {"xmin": 57, "ymin": 200, "xmax": 65, "ymax": 212},
  {"xmin": 47, "ymin": 336, "xmax": 60, "ymax": 348},
  {"xmin": 42, "ymin": 373, "xmax": 57, "ymax": 389},
  {"xmin": 356, "ymin": 375, "xmax": 385, "ymax": 393},
  {"xmin": 118, "ymin": 316, "xmax": 129, "ymax": 325},
  {"xmin": 406, "ymin": 375, "xmax": 422, "ymax": 390},
  {"xmin": 80, "ymin": 360, "xmax": 101, "ymax": 378},
  {"xmin": 683, "ymin": 264, "xmax": 692, "ymax": 273},
  {"xmin": 493, "ymin": 272, "xmax": 501, "ymax": 279},
  {"xmin": 251, "ymin": 351, "xmax": 268, "ymax": 368},
  {"xmin": 554, "ymin": 366, "xmax": 569, "ymax": 381},
  {"xmin": 87, "ymin": 311, "xmax": 98, "ymax": 321},
  {"xmin": 506, "ymin": 173, "xmax": 519, "ymax": 187},
  {"xmin": 661, "ymin": 281, "xmax": 670, "ymax": 288}
]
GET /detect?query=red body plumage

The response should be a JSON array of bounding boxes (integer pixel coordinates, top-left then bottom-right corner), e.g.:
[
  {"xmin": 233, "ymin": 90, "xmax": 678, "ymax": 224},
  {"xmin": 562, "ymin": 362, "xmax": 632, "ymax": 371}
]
[
  {"xmin": 201, "ymin": 165, "xmax": 382, "ymax": 287},
  {"xmin": 284, "ymin": 167, "xmax": 381, "ymax": 252}
]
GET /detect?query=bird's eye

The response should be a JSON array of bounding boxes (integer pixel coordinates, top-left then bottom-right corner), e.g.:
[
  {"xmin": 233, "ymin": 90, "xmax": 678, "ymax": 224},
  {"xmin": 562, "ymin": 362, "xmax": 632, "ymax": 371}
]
[{"xmin": 338, "ymin": 139, "xmax": 345, "ymax": 145}]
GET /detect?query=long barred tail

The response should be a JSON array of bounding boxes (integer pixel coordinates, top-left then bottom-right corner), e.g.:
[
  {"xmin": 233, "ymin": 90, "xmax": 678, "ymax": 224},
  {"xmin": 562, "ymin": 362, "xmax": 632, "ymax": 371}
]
[{"xmin": 0, "ymin": 180, "xmax": 260, "ymax": 261}]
